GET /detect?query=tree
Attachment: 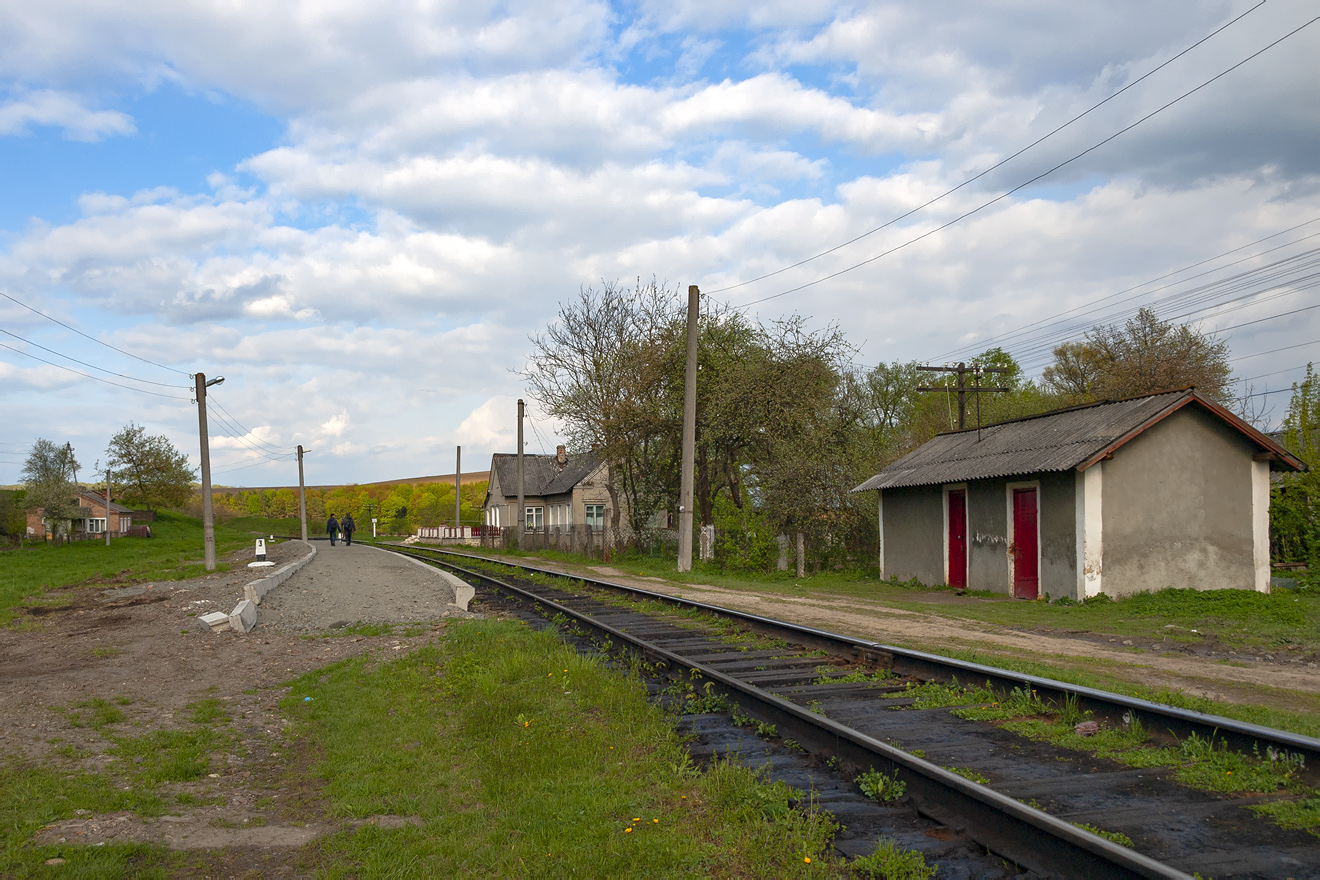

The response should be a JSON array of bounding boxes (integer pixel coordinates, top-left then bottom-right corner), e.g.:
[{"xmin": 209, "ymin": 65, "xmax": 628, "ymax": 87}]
[
  {"xmin": 22, "ymin": 439, "xmax": 80, "ymax": 538},
  {"xmin": 0, "ymin": 489, "xmax": 27, "ymax": 543},
  {"xmin": 1042, "ymin": 308, "xmax": 1232, "ymax": 403},
  {"xmin": 1270, "ymin": 364, "xmax": 1320, "ymax": 566},
  {"xmin": 106, "ymin": 423, "xmax": 197, "ymax": 511}
]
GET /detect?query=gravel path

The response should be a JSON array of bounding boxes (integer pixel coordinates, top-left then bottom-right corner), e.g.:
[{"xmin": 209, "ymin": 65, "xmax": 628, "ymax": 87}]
[{"xmin": 258, "ymin": 542, "xmax": 472, "ymax": 632}]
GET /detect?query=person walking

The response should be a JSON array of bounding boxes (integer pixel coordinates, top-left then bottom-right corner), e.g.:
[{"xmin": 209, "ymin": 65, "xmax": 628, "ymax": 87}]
[
  {"xmin": 326, "ymin": 513, "xmax": 340, "ymax": 546},
  {"xmin": 342, "ymin": 512, "xmax": 357, "ymax": 547}
]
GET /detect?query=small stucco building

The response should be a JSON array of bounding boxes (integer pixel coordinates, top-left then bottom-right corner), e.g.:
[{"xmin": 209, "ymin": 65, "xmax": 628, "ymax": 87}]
[{"xmin": 851, "ymin": 389, "xmax": 1304, "ymax": 600}]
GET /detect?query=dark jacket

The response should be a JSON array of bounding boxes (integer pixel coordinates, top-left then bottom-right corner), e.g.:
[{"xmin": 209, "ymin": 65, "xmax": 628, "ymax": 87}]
[
  {"xmin": 326, "ymin": 515, "xmax": 339, "ymax": 535},
  {"xmin": 342, "ymin": 515, "xmax": 356, "ymax": 534}
]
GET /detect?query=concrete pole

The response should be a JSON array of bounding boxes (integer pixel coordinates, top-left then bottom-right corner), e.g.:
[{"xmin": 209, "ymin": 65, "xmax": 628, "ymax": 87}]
[
  {"xmin": 516, "ymin": 399, "xmax": 525, "ymax": 544},
  {"xmin": 455, "ymin": 445, "xmax": 461, "ymax": 531},
  {"xmin": 796, "ymin": 531, "xmax": 806, "ymax": 579},
  {"xmin": 297, "ymin": 445, "xmax": 308, "ymax": 542},
  {"xmin": 677, "ymin": 284, "xmax": 699, "ymax": 572},
  {"xmin": 104, "ymin": 466, "xmax": 111, "ymax": 547},
  {"xmin": 195, "ymin": 372, "xmax": 216, "ymax": 572}
]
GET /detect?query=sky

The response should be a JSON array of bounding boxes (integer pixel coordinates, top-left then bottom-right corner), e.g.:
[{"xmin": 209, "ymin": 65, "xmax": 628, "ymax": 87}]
[{"xmin": 2, "ymin": 0, "xmax": 1318, "ymax": 488}]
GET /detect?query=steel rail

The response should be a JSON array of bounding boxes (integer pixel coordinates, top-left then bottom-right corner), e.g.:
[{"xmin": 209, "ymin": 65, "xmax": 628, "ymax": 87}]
[
  {"xmin": 382, "ymin": 544, "xmax": 1190, "ymax": 879},
  {"xmin": 399, "ymin": 544, "xmax": 1320, "ymax": 780}
]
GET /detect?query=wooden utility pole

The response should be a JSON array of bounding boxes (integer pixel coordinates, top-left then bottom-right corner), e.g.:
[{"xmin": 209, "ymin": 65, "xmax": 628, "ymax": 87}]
[
  {"xmin": 297, "ymin": 445, "xmax": 308, "ymax": 542},
  {"xmin": 104, "ymin": 466, "xmax": 112, "ymax": 547},
  {"xmin": 916, "ymin": 362, "xmax": 1010, "ymax": 430},
  {"xmin": 194, "ymin": 372, "xmax": 224, "ymax": 571},
  {"xmin": 516, "ymin": 399, "xmax": 525, "ymax": 544},
  {"xmin": 677, "ymin": 285, "xmax": 699, "ymax": 572},
  {"xmin": 454, "ymin": 445, "xmax": 461, "ymax": 530}
]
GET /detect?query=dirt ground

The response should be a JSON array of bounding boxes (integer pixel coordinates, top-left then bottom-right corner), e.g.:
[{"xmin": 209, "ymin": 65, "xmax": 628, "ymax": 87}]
[{"xmin": 0, "ymin": 538, "xmax": 471, "ymax": 870}]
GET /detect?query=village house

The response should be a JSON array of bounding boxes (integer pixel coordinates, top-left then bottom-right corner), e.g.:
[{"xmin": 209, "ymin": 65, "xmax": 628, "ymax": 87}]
[
  {"xmin": 484, "ymin": 446, "xmax": 615, "ymax": 534},
  {"xmin": 851, "ymin": 389, "xmax": 1304, "ymax": 600},
  {"xmin": 26, "ymin": 489, "xmax": 137, "ymax": 539}
]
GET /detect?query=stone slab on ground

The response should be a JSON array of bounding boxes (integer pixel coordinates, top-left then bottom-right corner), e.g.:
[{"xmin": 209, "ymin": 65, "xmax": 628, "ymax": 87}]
[
  {"xmin": 197, "ymin": 611, "xmax": 230, "ymax": 633},
  {"xmin": 257, "ymin": 542, "xmax": 473, "ymax": 632},
  {"xmin": 229, "ymin": 599, "xmax": 257, "ymax": 633}
]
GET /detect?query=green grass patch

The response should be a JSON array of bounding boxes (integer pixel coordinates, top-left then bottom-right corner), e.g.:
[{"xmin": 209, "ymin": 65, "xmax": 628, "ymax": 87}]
[
  {"xmin": 850, "ymin": 837, "xmax": 936, "ymax": 879},
  {"xmin": 855, "ymin": 769, "xmax": 906, "ymax": 803},
  {"xmin": 1075, "ymin": 822, "xmax": 1133, "ymax": 848},
  {"xmin": 59, "ymin": 697, "xmax": 127, "ymax": 733},
  {"xmin": 481, "ymin": 549, "xmax": 1320, "ymax": 658},
  {"xmin": 0, "ymin": 511, "xmax": 255, "ymax": 626},
  {"xmin": 287, "ymin": 618, "xmax": 841, "ymax": 876},
  {"xmin": 1250, "ymin": 796, "xmax": 1320, "ymax": 834},
  {"xmin": 110, "ymin": 727, "xmax": 228, "ymax": 787}
]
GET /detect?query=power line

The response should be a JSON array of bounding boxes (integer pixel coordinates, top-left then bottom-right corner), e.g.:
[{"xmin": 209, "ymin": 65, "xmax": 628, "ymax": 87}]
[
  {"xmin": 0, "ymin": 341, "xmax": 193, "ymax": 400},
  {"xmin": 706, "ymin": 1, "xmax": 1268, "ymax": 296},
  {"xmin": 0, "ymin": 290, "xmax": 190, "ymax": 376},
  {"xmin": 0, "ymin": 327, "xmax": 190, "ymax": 389},
  {"xmin": 732, "ymin": 13, "xmax": 1320, "ymax": 310},
  {"xmin": 209, "ymin": 397, "xmax": 296, "ymax": 455},
  {"xmin": 1232, "ymin": 338, "xmax": 1320, "ymax": 362},
  {"xmin": 1202, "ymin": 301, "xmax": 1320, "ymax": 335},
  {"xmin": 935, "ymin": 220, "xmax": 1320, "ymax": 361},
  {"xmin": 1238, "ymin": 362, "xmax": 1313, "ymax": 384},
  {"xmin": 207, "ymin": 408, "xmax": 296, "ymax": 460}
]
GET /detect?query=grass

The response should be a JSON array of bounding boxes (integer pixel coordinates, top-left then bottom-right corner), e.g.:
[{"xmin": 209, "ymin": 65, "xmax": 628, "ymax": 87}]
[
  {"xmin": 472, "ymin": 548, "xmax": 1320, "ymax": 658},
  {"xmin": 0, "ymin": 696, "xmax": 235, "ymax": 875},
  {"xmin": 850, "ymin": 838, "xmax": 936, "ymax": 879},
  {"xmin": 220, "ymin": 515, "xmax": 303, "ymax": 536},
  {"xmin": 287, "ymin": 617, "xmax": 846, "ymax": 876},
  {"xmin": 0, "ymin": 511, "xmax": 257, "ymax": 626}
]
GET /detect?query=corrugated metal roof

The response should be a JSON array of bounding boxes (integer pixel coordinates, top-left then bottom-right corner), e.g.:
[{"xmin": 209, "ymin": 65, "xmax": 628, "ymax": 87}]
[{"xmin": 853, "ymin": 390, "xmax": 1194, "ymax": 492}]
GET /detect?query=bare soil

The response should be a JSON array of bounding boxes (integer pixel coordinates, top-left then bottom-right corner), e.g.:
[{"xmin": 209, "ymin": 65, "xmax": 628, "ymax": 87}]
[{"xmin": 0, "ymin": 538, "xmax": 470, "ymax": 873}]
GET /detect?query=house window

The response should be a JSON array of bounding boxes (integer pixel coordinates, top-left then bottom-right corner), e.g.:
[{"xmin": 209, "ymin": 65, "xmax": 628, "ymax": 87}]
[
  {"xmin": 525, "ymin": 506, "xmax": 543, "ymax": 530},
  {"xmin": 120, "ymin": 517, "xmax": 131, "ymax": 532},
  {"xmin": 87, "ymin": 518, "xmax": 106, "ymax": 533},
  {"xmin": 585, "ymin": 504, "xmax": 605, "ymax": 530}
]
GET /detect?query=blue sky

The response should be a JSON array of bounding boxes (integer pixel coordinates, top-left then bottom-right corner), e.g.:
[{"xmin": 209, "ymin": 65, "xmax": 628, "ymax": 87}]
[{"xmin": 1, "ymin": 0, "xmax": 1318, "ymax": 487}]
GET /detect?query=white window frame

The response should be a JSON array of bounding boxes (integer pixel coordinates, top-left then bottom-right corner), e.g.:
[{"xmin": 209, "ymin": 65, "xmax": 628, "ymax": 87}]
[
  {"xmin": 1005, "ymin": 480, "xmax": 1042, "ymax": 598},
  {"xmin": 87, "ymin": 518, "xmax": 106, "ymax": 534},
  {"xmin": 941, "ymin": 484, "xmax": 969, "ymax": 588},
  {"xmin": 584, "ymin": 503, "xmax": 605, "ymax": 531},
  {"xmin": 525, "ymin": 506, "xmax": 543, "ymax": 530}
]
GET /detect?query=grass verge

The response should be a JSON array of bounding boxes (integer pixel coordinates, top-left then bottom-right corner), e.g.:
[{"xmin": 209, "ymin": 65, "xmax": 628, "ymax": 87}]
[{"xmin": 286, "ymin": 617, "xmax": 845, "ymax": 876}]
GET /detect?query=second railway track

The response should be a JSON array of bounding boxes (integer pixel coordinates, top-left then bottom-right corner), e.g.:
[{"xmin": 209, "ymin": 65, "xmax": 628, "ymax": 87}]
[{"xmin": 380, "ymin": 542, "xmax": 1320, "ymax": 879}]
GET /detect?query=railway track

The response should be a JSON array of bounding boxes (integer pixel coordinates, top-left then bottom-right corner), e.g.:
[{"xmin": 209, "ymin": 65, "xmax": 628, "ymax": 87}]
[{"xmin": 379, "ymin": 543, "xmax": 1320, "ymax": 879}]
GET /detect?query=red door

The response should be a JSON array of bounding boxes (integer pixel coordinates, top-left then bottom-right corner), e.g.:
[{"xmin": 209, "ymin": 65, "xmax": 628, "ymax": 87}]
[
  {"xmin": 1012, "ymin": 488, "xmax": 1039, "ymax": 599},
  {"xmin": 947, "ymin": 489, "xmax": 967, "ymax": 590}
]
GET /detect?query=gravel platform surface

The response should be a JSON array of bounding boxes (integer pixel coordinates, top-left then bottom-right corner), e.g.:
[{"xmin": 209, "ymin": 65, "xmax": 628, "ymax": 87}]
[{"xmin": 258, "ymin": 542, "xmax": 472, "ymax": 632}]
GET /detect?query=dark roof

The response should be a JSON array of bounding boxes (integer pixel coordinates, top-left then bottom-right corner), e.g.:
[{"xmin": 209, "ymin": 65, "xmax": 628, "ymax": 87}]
[
  {"xmin": 489, "ymin": 450, "xmax": 602, "ymax": 498},
  {"xmin": 852, "ymin": 389, "xmax": 1304, "ymax": 492},
  {"xmin": 77, "ymin": 489, "xmax": 135, "ymax": 514}
]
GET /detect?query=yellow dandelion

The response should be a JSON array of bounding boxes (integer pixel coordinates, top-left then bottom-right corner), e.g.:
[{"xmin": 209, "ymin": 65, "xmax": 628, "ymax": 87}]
[
  {"xmin": 652, "ymin": 818, "xmax": 659, "ymax": 824},
  {"xmin": 624, "ymin": 827, "xmax": 632, "ymax": 833},
  {"xmin": 633, "ymin": 818, "xmax": 641, "ymax": 822},
  {"xmin": 804, "ymin": 856, "xmax": 811, "ymax": 864}
]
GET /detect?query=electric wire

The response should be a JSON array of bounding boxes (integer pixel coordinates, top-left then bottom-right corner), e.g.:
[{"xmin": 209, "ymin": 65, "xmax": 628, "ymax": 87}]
[
  {"xmin": 705, "ymin": 1, "xmax": 1268, "ymax": 296},
  {"xmin": 209, "ymin": 398, "xmax": 297, "ymax": 455},
  {"xmin": 1238, "ymin": 362, "xmax": 1313, "ymax": 384},
  {"xmin": 0, "ymin": 327, "xmax": 190, "ymax": 388},
  {"xmin": 934, "ymin": 220, "xmax": 1320, "ymax": 360},
  {"xmin": 731, "ymin": 14, "xmax": 1320, "ymax": 310},
  {"xmin": 1231, "ymin": 338, "xmax": 1320, "ymax": 362},
  {"xmin": 0, "ymin": 342, "xmax": 193, "ymax": 400},
  {"xmin": 0, "ymin": 290, "xmax": 190, "ymax": 376}
]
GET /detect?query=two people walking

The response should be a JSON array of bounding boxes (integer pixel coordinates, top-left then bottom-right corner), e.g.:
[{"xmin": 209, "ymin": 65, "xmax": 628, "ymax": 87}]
[{"xmin": 325, "ymin": 513, "xmax": 357, "ymax": 546}]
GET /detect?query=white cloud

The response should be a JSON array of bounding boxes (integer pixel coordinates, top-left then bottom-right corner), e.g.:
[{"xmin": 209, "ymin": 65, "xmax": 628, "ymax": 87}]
[{"xmin": 0, "ymin": 90, "xmax": 135, "ymax": 140}]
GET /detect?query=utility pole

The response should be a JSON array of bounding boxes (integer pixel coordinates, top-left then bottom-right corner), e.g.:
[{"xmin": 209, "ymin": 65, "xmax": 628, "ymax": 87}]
[
  {"xmin": 677, "ymin": 284, "xmax": 699, "ymax": 572},
  {"xmin": 516, "ymin": 399, "xmax": 525, "ymax": 544},
  {"xmin": 194, "ymin": 372, "xmax": 224, "ymax": 571},
  {"xmin": 297, "ymin": 445, "xmax": 308, "ymax": 542},
  {"xmin": 916, "ymin": 362, "xmax": 1010, "ymax": 430},
  {"xmin": 454, "ymin": 445, "xmax": 461, "ymax": 531},
  {"xmin": 104, "ymin": 466, "xmax": 112, "ymax": 547}
]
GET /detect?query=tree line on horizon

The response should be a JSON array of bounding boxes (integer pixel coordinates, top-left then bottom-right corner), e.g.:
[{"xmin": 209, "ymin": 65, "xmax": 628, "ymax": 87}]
[{"xmin": 207, "ymin": 480, "xmax": 488, "ymax": 535}]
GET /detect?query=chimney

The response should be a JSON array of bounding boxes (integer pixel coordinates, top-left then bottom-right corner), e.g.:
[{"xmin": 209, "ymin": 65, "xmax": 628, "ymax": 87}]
[{"xmin": 556, "ymin": 445, "xmax": 568, "ymax": 470}]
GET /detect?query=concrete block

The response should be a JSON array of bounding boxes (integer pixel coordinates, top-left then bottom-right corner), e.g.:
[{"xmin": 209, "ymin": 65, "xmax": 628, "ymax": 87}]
[
  {"xmin": 198, "ymin": 611, "xmax": 230, "ymax": 633},
  {"xmin": 228, "ymin": 599, "xmax": 257, "ymax": 633}
]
